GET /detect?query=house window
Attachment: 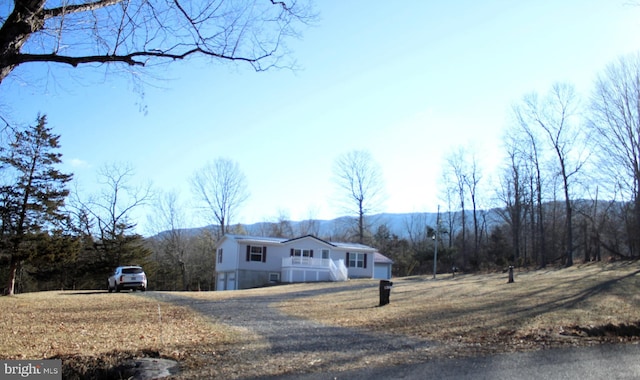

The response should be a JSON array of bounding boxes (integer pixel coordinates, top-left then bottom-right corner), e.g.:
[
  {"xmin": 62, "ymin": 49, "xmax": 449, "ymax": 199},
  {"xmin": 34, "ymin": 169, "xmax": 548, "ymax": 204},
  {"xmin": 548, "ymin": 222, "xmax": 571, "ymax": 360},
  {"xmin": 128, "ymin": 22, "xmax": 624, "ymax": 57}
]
[
  {"xmin": 291, "ymin": 248, "xmax": 313, "ymax": 264},
  {"xmin": 250, "ymin": 246, "xmax": 263, "ymax": 261},
  {"xmin": 269, "ymin": 273, "xmax": 280, "ymax": 282},
  {"xmin": 348, "ymin": 252, "xmax": 367, "ymax": 268},
  {"xmin": 293, "ymin": 249, "xmax": 312, "ymax": 258},
  {"xmin": 217, "ymin": 248, "xmax": 223, "ymax": 263},
  {"xmin": 321, "ymin": 249, "xmax": 330, "ymax": 259},
  {"xmin": 246, "ymin": 245, "xmax": 267, "ymax": 262}
]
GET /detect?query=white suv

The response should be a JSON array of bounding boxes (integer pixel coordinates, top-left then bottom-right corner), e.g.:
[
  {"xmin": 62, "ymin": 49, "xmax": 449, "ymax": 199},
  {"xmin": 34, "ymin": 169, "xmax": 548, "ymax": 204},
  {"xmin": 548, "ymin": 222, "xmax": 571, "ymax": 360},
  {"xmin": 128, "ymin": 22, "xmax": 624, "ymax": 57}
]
[{"xmin": 108, "ymin": 266, "xmax": 147, "ymax": 292}]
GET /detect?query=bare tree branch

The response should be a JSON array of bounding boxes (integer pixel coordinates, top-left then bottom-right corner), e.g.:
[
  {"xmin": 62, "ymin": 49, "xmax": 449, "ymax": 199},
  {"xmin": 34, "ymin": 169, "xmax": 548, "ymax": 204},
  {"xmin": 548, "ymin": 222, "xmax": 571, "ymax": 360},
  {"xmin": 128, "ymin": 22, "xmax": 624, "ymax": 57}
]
[
  {"xmin": 0, "ymin": 0, "xmax": 315, "ymax": 84},
  {"xmin": 191, "ymin": 158, "xmax": 249, "ymax": 240},
  {"xmin": 333, "ymin": 150, "xmax": 385, "ymax": 244}
]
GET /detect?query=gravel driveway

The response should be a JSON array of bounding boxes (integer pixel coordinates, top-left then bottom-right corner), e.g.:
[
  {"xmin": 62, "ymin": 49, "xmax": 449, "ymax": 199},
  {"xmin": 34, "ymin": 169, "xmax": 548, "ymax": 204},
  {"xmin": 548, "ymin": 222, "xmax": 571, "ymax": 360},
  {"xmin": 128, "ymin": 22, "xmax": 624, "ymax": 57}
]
[
  {"xmin": 142, "ymin": 288, "xmax": 640, "ymax": 380},
  {"xmin": 144, "ymin": 286, "xmax": 434, "ymax": 378}
]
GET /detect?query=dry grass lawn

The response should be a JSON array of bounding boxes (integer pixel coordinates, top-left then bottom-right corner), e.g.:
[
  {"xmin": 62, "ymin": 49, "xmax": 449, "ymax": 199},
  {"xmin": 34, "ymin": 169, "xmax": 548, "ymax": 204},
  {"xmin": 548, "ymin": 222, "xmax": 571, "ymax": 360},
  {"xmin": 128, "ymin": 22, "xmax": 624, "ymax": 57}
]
[
  {"xmin": 1, "ymin": 261, "xmax": 640, "ymax": 378},
  {"xmin": 274, "ymin": 261, "xmax": 640, "ymax": 357},
  {"xmin": 0, "ymin": 291, "xmax": 244, "ymax": 379}
]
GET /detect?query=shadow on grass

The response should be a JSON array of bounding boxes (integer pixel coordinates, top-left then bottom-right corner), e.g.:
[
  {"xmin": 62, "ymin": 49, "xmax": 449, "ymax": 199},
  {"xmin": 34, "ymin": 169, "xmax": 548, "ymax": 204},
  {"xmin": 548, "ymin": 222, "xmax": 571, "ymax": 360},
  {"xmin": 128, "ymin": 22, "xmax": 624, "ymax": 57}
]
[
  {"xmin": 62, "ymin": 289, "xmax": 150, "ymax": 296},
  {"xmin": 60, "ymin": 291, "xmax": 109, "ymax": 296},
  {"xmin": 389, "ymin": 268, "xmax": 640, "ymax": 340},
  {"xmin": 134, "ymin": 265, "xmax": 640, "ymax": 378}
]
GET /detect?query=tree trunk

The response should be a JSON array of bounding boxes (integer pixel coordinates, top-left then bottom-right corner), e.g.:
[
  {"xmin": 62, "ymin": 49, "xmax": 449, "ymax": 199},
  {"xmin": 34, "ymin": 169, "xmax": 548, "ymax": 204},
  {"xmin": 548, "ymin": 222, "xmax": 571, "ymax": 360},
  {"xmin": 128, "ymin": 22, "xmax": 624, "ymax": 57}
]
[
  {"xmin": 584, "ymin": 221, "xmax": 589, "ymax": 262},
  {"xmin": 6, "ymin": 255, "xmax": 18, "ymax": 296},
  {"xmin": 564, "ymin": 177, "xmax": 573, "ymax": 267},
  {"xmin": 358, "ymin": 199, "xmax": 364, "ymax": 244},
  {"xmin": 472, "ymin": 195, "xmax": 479, "ymax": 266},
  {"xmin": 635, "ymin": 195, "xmax": 640, "ymax": 257},
  {"xmin": 180, "ymin": 260, "xmax": 188, "ymax": 291}
]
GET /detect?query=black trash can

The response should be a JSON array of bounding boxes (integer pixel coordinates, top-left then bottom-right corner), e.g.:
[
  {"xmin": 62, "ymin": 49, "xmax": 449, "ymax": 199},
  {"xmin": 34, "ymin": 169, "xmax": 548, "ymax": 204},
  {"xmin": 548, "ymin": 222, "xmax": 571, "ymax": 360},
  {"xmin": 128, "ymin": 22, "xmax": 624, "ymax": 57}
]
[{"xmin": 379, "ymin": 280, "xmax": 393, "ymax": 306}]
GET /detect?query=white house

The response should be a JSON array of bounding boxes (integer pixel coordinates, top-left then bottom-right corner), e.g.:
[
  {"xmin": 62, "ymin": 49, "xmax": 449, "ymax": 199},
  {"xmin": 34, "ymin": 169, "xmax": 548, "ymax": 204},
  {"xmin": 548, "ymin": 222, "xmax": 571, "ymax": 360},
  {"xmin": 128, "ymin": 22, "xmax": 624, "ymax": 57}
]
[{"xmin": 214, "ymin": 234, "xmax": 393, "ymax": 291}]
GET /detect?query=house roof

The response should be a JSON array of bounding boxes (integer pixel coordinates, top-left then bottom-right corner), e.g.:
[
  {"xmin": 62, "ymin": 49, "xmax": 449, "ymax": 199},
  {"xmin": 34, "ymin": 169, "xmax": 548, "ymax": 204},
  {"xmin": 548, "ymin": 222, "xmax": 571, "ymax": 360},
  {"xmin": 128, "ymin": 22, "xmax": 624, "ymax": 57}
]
[
  {"xmin": 331, "ymin": 241, "xmax": 377, "ymax": 251},
  {"xmin": 219, "ymin": 234, "xmax": 376, "ymax": 251},
  {"xmin": 374, "ymin": 252, "xmax": 394, "ymax": 264},
  {"xmin": 282, "ymin": 234, "xmax": 337, "ymax": 247},
  {"xmin": 218, "ymin": 233, "xmax": 394, "ymax": 263},
  {"xmin": 222, "ymin": 234, "xmax": 287, "ymax": 245}
]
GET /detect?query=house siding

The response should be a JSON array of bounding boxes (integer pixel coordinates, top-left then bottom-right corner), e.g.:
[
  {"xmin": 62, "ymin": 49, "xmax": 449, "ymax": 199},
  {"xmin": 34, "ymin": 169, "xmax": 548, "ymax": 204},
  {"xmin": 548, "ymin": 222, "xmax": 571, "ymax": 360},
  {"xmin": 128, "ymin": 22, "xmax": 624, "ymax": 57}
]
[
  {"xmin": 345, "ymin": 251, "xmax": 373, "ymax": 278},
  {"xmin": 215, "ymin": 238, "xmax": 239, "ymax": 272},
  {"xmin": 214, "ymin": 234, "xmax": 392, "ymax": 290},
  {"xmin": 237, "ymin": 269, "xmax": 274, "ymax": 289},
  {"xmin": 238, "ymin": 244, "xmax": 281, "ymax": 272}
]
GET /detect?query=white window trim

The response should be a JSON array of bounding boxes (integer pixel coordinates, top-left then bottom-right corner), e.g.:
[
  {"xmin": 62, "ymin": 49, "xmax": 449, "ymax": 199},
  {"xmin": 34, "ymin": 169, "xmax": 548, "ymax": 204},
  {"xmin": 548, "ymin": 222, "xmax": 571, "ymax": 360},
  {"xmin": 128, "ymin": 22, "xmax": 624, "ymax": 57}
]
[
  {"xmin": 349, "ymin": 253, "xmax": 366, "ymax": 268},
  {"xmin": 250, "ymin": 245, "xmax": 264, "ymax": 262}
]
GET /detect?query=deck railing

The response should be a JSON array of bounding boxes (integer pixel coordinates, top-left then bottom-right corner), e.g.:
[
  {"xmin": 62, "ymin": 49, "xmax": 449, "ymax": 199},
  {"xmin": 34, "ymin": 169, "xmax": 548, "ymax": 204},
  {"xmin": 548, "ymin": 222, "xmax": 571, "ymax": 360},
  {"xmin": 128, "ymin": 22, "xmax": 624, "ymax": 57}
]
[
  {"xmin": 282, "ymin": 257, "xmax": 332, "ymax": 267},
  {"xmin": 282, "ymin": 257, "xmax": 348, "ymax": 282}
]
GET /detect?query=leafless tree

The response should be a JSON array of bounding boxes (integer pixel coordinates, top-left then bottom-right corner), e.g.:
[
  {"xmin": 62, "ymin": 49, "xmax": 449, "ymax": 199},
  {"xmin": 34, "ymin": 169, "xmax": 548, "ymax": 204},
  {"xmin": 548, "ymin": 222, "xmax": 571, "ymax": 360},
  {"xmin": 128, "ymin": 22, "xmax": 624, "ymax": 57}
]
[
  {"xmin": 146, "ymin": 190, "xmax": 190, "ymax": 290},
  {"xmin": 333, "ymin": 150, "xmax": 385, "ymax": 244},
  {"xmin": 262, "ymin": 209, "xmax": 294, "ymax": 238},
  {"xmin": 296, "ymin": 207, "xmax": 320, "ymax": 236},
  {"xmin": 444, "ymin": 145, "xmax": 486, "ymax": 269},
  {"xmin": 297, "ymin": 218, "xmax": 320, "ymax": 236},
  {"xmin": 70, "ymin": 162, "xmax": 153, "ymax": 267},
  {"xmin": 509, "ymin": 105, "xmax": 549, "ymax": 267},
  {"xmin": 401, "ymin": 212, "xmax": 430, "ymax": 270},
  {"xmin": 438, "ymin": 174, "xmax": 458, "ymax": 251},
  {"xmin": 94, "ymin": 162, "xmax": 151, "ymax": 243},
  {"xmin": 0, "ymin": 0, "xmax": 314, "ymax": 85},
  {"xmin": 444, "ymin": 146, "xmax": 469, "ymax": 268},
  {"xmin": 496, "ymin": 132, "xmax": 527, "ymax": 265},
  {"xmin": 191, "ymin": 157, "xmax": 249, "ymax": 240},
  {"xmin": 516, "ymin": 83, "xmax": 586, "ymax": 267},
  {"xmin": 588, "ymin": 52, "xmax": 640, "ymax": 256},
  {"xmin": 464, "ymin": 148, "xmax": 483, "ymax": 265},
  {"xmin": 521, "ymin": 124, "xmax": 547, "ymax": 267},
  {"xmin": 403, "ymin": 212, "xmax": 430, "ymax": 251}
]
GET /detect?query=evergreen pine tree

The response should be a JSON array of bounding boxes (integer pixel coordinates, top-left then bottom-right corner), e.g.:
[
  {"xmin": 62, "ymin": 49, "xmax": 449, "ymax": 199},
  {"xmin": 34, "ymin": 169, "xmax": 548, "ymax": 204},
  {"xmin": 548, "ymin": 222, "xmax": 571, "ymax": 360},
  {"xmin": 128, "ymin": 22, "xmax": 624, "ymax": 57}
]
[{"xmin": 0, "ymin": 115, "xmax": 72, "ymax": 295}]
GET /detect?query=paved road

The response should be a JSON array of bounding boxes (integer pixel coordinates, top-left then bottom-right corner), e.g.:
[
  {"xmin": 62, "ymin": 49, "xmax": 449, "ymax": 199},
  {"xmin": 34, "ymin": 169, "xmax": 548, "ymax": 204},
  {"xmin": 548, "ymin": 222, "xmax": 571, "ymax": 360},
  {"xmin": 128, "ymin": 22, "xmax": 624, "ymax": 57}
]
[
  {"xmin": 262, "ymin": 343, "xmax": 640, "ymax": 380},
  {"xmin": 144, "ymin": 290, "xmax": 640, "ymax": 380}
]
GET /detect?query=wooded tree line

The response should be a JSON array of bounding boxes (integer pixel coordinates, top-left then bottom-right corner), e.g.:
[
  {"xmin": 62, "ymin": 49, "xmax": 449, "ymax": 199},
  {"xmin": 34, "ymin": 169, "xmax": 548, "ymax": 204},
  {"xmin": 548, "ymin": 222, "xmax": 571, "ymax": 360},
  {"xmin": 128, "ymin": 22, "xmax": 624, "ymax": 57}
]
[
  {"xmin": 374, "ymin": 53, "xmax": 640, "ymax": 276},
  {"xmin": 0, "ymin": 117, "xmax": 156, "ymax": 295},
  {"xmin": 0, "ymin": 121, "xmax": 232, "ymax": 294}
]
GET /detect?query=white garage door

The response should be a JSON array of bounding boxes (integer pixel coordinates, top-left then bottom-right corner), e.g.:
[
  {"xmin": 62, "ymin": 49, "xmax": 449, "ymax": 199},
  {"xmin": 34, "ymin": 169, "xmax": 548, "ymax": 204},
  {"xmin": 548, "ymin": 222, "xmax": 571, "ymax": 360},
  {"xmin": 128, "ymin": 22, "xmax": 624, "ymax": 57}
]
[
  {"xmin": 374, "ymin": 264, "xmax": 390, "ymax": 279},
  {"xmin": 226, "ymin": 272, "xmax": 236, "ymax": 290},
  {"xmin": 217, "ymin": 273, "xmax": 226, "ymax": 291}
]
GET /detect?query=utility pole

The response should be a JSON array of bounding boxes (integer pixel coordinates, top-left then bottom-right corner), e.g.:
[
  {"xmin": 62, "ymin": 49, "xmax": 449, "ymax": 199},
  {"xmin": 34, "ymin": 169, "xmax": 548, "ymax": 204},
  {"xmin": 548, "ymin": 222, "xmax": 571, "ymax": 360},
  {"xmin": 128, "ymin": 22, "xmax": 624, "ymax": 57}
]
[{"xmin": 433, "ymin": 205, "xmax": 440, "ymax": 280}]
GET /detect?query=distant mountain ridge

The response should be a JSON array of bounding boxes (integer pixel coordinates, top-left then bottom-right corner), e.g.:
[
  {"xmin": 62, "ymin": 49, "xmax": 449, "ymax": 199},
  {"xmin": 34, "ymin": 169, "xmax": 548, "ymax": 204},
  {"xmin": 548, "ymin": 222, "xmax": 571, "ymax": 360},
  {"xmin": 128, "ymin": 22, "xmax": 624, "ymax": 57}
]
[
  {"xmin": 155, "ymin": 200, "xmax": 625, "ymax": 241},
  {"xmin": 163, "ymin": 210, "xmax": 503, "ymax": 240}
]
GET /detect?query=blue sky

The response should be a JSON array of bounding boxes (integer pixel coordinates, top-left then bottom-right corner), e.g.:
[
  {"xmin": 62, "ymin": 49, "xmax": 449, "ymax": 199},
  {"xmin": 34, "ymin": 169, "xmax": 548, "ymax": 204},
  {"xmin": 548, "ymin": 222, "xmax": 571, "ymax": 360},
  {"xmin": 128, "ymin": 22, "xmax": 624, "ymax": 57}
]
[{"xmin": 4, "ymin": 1, "xmax": 640, "ymax": 234}]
